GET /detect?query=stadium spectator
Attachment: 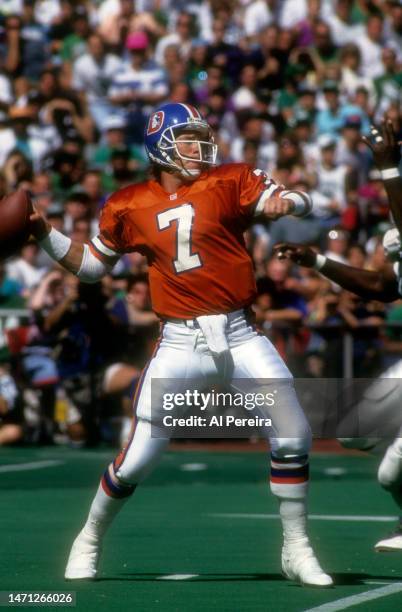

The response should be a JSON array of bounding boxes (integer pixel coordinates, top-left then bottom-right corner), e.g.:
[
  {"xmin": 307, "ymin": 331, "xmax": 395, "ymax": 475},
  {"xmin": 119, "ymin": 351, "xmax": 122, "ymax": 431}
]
[
  {"xmin": 327, "ymin": 0, "xmax": 364, "ymax": 46},
  {"xmin": 311, "ymin": 19, "xmax": 338, "ymax": 66},
  {"xmin": 243, "ymin": 0, "xmax": 275, "ymax": 41},
  {"xmin": 384, "ymin": 0, "xmax": 402, "ymax": 62},
  {"xmin": 154, "ymin": 11, "xmax": 195, "ymax": 67},
  {"xmin": 60, "ymin": 8, "xmax": 90, "ymax": 64},
  {"xmin": 0, "ymin": 360, "xmax": 23, "ymax": 445},
  {"xmin": 315, "ymin": 134, "xmax": 350, "ymax": 218},
  {"xmin": 72, "ymin": 33, "xmax": 123, "ymax": 131},
  {"xmin": 62, "ymin": 190, "xmax": 93, "ymax": 236},
  {"xmin": 374, "ymin": 47, "xmax": 402, "ymax": 110},
  {"xmin": 97, "ymin": 0, "xmax": 165, "ymax": 52},
  {"xmin": 230, "ymin": 64, "xmax": 261, "ymax": 112},
  {"xmin": 324, "ymin": 228, "xmax": 349, "ymax": 265},
  {"xmin": 206, "ymin": 18, "xmax": 244, "ymax": 86},
  {"xmin": 339, "ymin": 44, "xmax": 376, "ymax": 104},
  {"xmin": 89, "ymin": 115, "xmax": 148, "ymax": 178},
  {"xmin": 356, "ymin": 12, "xmax": 384, "ymax": 79},
  {"xmin": 6, "ymin": 241, "xmax": 47, "ymax": 296},
  {"xmin": 108, "ymin": 30, "xmax": 169, "ymax": 143},
  {"xmin": 337, "ymin": 115, "xmax": 371, "ymax": 187}
]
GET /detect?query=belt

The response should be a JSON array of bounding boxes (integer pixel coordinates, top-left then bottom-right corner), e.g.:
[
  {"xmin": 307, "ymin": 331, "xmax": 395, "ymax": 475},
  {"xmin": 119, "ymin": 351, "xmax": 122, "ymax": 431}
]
[{"xmin": 165, "ymin": 308, "xmax": 247, "ymax": 328}]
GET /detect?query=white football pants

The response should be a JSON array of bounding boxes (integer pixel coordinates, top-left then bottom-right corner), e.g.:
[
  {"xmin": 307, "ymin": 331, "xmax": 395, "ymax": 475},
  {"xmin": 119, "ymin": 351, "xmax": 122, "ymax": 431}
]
[{"xmin": 112, "ymin": 310, "xmax": 312, "ymax": 485}]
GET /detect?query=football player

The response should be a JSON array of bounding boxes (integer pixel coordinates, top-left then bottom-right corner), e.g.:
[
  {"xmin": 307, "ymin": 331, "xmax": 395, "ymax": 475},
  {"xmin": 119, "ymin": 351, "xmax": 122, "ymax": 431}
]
[
  {"xmin": 275, "ymin": 118, "xmax": 402, "ymax": 552},
  {"xmin": 30, "ymin": 103, "xmax": 332, "ymax": 586}
]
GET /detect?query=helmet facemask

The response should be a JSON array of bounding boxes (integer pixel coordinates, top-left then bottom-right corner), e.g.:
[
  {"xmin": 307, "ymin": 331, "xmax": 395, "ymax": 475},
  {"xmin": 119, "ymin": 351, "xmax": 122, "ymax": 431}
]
[{"xmin": 157, "ymin": 122, "xmax": 218, "ymax": 178}]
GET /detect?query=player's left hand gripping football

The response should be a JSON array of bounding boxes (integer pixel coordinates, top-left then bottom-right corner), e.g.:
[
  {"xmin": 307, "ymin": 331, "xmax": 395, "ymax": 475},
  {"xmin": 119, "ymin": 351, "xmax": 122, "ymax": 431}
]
[
  {"xmin": 29, "ymin": 207, "xmax": 52, "ymax": 240},
  {"xmin": 273, "ymin": 242, "xmax": 317, "ymax": 267},
  {"xmin": 362, "ymin": 119, "xmax": 401, "ymax": 170},
  {"xmin": 263, "ymin": 196, "xmax": 295, "ymax": 220}
]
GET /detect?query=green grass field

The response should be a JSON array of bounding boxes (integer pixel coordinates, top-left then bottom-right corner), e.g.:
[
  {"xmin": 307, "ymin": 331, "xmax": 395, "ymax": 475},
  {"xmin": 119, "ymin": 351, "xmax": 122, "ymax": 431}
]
[{"xmin": 1, "ymin": 445, "xmax": 402, "ymax": 611}]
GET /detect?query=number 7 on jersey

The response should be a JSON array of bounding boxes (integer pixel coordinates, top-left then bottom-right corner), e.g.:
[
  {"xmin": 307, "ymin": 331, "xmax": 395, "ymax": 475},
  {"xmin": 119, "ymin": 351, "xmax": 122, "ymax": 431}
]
[{"xmin": 157, "ymin": 204, "xmax": 202, "ymax": 274}]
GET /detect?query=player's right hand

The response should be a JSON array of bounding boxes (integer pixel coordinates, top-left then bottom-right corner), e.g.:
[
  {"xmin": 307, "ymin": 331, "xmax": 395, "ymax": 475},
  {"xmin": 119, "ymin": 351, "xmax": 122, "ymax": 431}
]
[
  {"xmin": 273, "ymin": 242, "xmax": 317, "ymax": 267},
  {"xmin": 263, "ymin": 196, "xmax": 295, "ymax": 220}
]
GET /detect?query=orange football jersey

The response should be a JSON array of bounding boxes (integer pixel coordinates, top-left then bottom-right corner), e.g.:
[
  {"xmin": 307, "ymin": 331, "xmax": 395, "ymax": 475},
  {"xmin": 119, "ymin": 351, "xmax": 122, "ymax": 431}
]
[{"xmin": 91, "ymin": 163, "xmax": 281, "ymax": 319}]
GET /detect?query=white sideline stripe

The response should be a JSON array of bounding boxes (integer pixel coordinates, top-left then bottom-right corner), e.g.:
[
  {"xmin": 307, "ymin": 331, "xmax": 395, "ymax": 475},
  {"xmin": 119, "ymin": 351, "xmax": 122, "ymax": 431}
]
[
  {"xmin": 0, "ymin": 460, "xmax": 63, "ymax": 473},
  {"xmin": 157, "ymin": 574, "xmax": 198, "ymax": 581},
  {"xmin": 180, "ymin": 463, "xmax": 207, "ymax": 472},
  {"xmin": 302, "ymin": 582, "xmax": 402, "ymax": 611},
  {"xmin": 209, "ymin": 513, "xmax": 398, "ymax": 522}
]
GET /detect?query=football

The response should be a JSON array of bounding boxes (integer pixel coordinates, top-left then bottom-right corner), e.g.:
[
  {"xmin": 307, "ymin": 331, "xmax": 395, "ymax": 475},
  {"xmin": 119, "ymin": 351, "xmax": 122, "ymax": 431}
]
[{"xmin": 0, "ymin": 189, "xmax": 33, "ymax": 260}]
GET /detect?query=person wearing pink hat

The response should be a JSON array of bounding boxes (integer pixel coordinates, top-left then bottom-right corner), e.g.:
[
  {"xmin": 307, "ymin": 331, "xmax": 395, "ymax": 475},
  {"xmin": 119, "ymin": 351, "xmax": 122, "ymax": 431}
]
[{"xmin": 108, "ymin": 30, "xmax": 169, "ymax": 143}]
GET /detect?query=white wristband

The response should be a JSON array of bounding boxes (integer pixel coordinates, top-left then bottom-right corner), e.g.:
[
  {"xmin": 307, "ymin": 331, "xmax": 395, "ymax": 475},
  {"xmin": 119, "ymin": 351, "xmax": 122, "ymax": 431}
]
[
  {"xmin": 313, "ymin": 254, "xmax": 327, "ymax": 270},
  {"xmin": 39, "ymin": 227, "xmax": 72, "ymax": 261},
  {"xmin": 381, "ymin": 168, "xmax": 400, "ymax": 181},
  {"xmin": 281, "ymin": 190, "xmax": 313, "ymax": 217}
]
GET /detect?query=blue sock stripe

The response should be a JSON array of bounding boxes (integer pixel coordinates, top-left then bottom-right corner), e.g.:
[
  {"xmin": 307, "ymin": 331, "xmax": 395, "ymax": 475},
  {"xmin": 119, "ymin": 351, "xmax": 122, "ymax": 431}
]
[
  {"xmin": 102, "ymin": 468, "xmax": 136, "ymax": 499},
  {"xmin": 271, "ymin": 465, "xmax": 309, "ymax": 479}
]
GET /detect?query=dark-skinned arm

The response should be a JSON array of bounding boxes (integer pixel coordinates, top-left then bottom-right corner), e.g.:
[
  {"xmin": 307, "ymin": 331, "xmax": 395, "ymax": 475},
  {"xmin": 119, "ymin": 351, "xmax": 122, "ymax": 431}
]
[
  {"xmin": 362, "ymin": 119, "xmax": 402, "ymax": 232},
  {"xmin": 273, "ymin": 243, "xmax": 399, "ymax": 302}
]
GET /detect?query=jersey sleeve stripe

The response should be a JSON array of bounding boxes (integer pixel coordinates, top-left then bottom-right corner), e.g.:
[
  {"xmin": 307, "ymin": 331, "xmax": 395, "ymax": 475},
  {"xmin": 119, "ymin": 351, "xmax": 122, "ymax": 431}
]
[
  {"xmin": 92, "ymin": 236, "xmax": 121, "ymax": 257},
  {"xmin": 90, "ymin": 238, "xmax": 120, "ymax": 264}
]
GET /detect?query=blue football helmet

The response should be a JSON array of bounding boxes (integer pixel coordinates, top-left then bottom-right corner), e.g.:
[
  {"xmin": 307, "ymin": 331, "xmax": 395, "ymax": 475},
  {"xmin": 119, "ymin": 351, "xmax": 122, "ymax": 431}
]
[{"xmin": 144, "ymin": 103, "xmax": 218, "ymax": 177}]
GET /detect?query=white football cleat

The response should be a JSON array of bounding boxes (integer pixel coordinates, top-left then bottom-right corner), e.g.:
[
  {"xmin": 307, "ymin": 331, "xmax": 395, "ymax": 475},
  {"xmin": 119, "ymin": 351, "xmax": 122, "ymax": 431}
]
[
  {"xmin": 65, "ymin": 530, "xmax": 101, "ymax": 580},
  {"xmin": 375, "ymin": 524, "xmax": 402, "ymax": 552},
  {"xmin": 282, "ymin": 539, "xmax": 333, "ymax": 587}
]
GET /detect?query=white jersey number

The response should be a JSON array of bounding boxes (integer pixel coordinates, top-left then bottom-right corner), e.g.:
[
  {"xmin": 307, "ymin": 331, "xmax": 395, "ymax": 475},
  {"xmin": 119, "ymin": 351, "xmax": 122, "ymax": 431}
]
[{"xmin": 157, "ymin": 204, "xmax": 202, "ymax": 274}]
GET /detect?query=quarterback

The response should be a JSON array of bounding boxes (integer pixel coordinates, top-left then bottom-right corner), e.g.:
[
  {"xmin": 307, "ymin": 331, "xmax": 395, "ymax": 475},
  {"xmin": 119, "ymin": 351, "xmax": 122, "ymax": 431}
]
[{"xmin": 30, "ymin": 103, "xmax": 332, "ymax": 586}]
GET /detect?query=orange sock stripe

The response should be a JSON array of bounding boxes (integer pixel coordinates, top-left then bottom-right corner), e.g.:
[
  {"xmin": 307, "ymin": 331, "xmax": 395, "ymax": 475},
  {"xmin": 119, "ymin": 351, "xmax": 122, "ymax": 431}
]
[{"xmin": 270, "ymin": 476, "xmax": 308, "ymax": 484}]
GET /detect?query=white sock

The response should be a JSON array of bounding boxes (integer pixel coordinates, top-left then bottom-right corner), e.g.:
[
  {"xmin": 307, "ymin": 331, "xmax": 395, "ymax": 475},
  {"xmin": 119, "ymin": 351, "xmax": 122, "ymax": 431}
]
[
  {"xmin": 279, "ymin": 499, "xmax": 308, "ymax": 546},
  {"xmin": 82, "ymin": 484, "xmax": 130, "ymax": 542}
]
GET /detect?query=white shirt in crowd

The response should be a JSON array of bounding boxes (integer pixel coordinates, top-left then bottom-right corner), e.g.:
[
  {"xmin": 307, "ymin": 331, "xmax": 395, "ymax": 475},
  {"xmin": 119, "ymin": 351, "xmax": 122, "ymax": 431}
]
[
  {"xmin": 0, "ymin": 370, "xmax": 18, "ymax": 411},
  {"xmin": 243, "ymin": 0, "xmax": 274, "ymax": 37},
  {"xmin": 154, "ymin": 33, "xmax": 192, "ymax": 66},
  {"xmin": 327, "ymin": 14, "xmax": 364, "ymax": 47},
  {"xmin": 317, "ymin": 163, "xmax": 349, "ymax": 209},
  {"xmin": 356, "ymin": 34, "xmax": 384, "ymax": 79},
  {"xmin": 108, "ymin": 61, "xmax": 169, "ymax": 102},
  {"xmin": 34, "ymin": 0, "xmax": 61, "ymax": 26},
  {"xmin": 6, "ymin": 259, "xmax": 47, "ymax": 291},
  {"xmin": 73, "ymin": 53, "xmax": 123, "ymax": 103},
  {"xmin": 0, "ymin": 74, "xmax": 14, "ymax": 106}
]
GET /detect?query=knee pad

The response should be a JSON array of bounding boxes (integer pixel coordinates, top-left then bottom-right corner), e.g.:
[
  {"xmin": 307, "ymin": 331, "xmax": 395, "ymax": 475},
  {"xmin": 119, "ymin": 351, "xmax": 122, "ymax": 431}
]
[
  {"xmin": 273, "ymin": 435, "xmax": 312, "ymax": 458},
  {"xmin": 101, "ymin": 463, "xmax": 136, "ymax": 499}
]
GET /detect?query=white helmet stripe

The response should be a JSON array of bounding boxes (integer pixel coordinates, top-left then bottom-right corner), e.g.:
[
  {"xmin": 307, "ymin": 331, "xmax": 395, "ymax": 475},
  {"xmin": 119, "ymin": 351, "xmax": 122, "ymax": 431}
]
[{"xmin": 178, "ymin": 103, "xmax": 202, "ymax": 119}]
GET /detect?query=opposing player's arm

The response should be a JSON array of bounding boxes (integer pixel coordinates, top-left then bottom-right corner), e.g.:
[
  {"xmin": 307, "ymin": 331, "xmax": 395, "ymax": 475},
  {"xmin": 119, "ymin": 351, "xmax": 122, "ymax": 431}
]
[
  {"xmin": 29, "ymin": 210, "xmax": 119, "ymax": 282},
  {"xmin": 274, "ymin": 243, "xmax": 399, "ymax": 302}
]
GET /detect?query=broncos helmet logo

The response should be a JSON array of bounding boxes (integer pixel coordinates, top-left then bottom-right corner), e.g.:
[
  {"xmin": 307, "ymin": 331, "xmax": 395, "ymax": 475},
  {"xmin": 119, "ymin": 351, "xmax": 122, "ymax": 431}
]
[{"xmin": 147, "ymin": 111, "xmax": 165, "ymax": 135}]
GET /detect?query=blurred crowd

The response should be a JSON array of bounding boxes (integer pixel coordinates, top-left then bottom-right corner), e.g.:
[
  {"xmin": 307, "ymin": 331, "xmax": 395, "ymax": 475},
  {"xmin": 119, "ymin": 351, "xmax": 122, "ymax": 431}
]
[{"xmin": 0, "ymin": 0, "xmax": 401, "ymax": 446}]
